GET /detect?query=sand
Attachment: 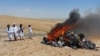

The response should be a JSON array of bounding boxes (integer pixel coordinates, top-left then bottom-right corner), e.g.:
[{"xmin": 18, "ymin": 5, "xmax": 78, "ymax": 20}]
[
  {"xmin": 0, "ymin": 36, "xmax": 100, "ymax": 56},
  {"xmin": 0, "ymin": 15, "xmax": 100, "ymax": 56}
]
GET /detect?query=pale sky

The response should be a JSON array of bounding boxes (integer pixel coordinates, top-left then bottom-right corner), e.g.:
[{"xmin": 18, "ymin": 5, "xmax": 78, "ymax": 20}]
[{"xmin": 0, "ymin": 0, "xmax": 99, "ymax": 19}]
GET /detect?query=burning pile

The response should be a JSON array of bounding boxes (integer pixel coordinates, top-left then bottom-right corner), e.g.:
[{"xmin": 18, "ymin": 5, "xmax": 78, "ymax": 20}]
[
  {"xmin": 41, "ymin": 9, "xmax": 96, "ymax": 50},
  {"xmin": 47, "ymin": 9, "xmax": 80, "ymax": 42}
]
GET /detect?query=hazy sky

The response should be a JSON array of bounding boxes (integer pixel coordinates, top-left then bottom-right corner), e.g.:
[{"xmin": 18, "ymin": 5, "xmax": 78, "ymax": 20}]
[{"xmin": 0, "ymin": 0, "xmax": 99, "ymax": 19}]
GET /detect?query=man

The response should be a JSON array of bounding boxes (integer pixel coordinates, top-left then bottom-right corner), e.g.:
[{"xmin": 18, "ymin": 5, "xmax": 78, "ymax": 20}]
[
  {"xmin": 6, "ymin": 24, "xmax": 13, "ymax": 41},
  {"xmin": 28, "ymin": 25, "xmax": 33, "ymax": 39},
  {"xmin": 12, "ymin": 23, "xmax": 19, "ymax": 41},
  {"xmin": 18, "ymin": 24, "xmax": 24, "ymax": 40}
]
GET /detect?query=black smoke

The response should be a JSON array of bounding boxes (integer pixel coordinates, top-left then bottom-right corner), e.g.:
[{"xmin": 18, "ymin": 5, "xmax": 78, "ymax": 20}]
[
  {"xmin": 50, "ymin": 8, "xmax": 100, "ymax": 37},
  {"xmin": 55, "ymin": 9, "xmax": 80, "ymax": 28},
  {"xmin": 73, "ymin": 9, "xmax": 100, "ymax": 36},
  {"xmin": 50, "ymin": 9, "xmax": 80, "ymax": 32}
]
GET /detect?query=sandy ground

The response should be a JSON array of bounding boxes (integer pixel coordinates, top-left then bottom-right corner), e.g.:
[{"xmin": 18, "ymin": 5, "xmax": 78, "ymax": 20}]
[
  {"xmin": 0, "ymin": 35, "xmax": 100, "ymax": 56},
  {"xmin": 0, "ymin": 15, "xmax": 100, "ymax": 56}
]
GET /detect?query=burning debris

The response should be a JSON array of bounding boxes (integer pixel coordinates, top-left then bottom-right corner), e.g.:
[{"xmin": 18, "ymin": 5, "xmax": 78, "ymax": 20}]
[
  {"xmin": 48, "ymin": 9, "xmax": 80, "ymax": 42},
  {"xmin": 41, "ymin": 9, "xmax": 96, "ymax": 50}
]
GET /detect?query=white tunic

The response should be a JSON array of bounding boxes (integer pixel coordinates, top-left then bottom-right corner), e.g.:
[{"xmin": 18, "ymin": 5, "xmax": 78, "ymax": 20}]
[
  {"xmin": 13, "ymin": 26, "xmax": 18, "ymax": 33},
  {"xmin": 7, "ymin": 27, "xmax": 13, "ymax": 40},
  {"xmin": 13, "ymin": 26, "xmax": 19, "ymax": 37},
  {"xmin": 28, "ymin": 27, "xmax": 32, "ymax": 33},
  {"xmin": 28, "ymin": 27, "xmax": 33, "ymax": 37},
  {"xmin": 18, "ymin": 27, "xmax": 24, "ymax": 37}
]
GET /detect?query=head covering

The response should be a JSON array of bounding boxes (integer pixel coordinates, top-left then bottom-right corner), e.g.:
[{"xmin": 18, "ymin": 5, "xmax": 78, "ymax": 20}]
[{"xmin": 13, "ymin": 23, "xmax": 16, "ymax": 25}]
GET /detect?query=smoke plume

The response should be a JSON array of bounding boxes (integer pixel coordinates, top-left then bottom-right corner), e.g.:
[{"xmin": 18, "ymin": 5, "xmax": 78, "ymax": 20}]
[
  {"xmin": 73, "ymin": 9, "xmax": 100, "ymax": 36},
  {"xmin": 52, "ymin": 9, "xmax": 80, "ymax": 29},
  {"xmin": 50, "ymin": 8, "xmax": 100, "ymax": 37}
]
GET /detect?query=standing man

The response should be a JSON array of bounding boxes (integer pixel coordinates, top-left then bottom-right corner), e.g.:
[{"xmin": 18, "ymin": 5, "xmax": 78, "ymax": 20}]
[
  {"xmin": 12, "ymin": 23, "xmax": 19, "ymax": 41},
  {"xmin": 18, "ymin": 24, "xmax": 24, "ymax": 40},
  {"xmin": 6, "ymin": 24, "xmax": 13, "ymax": 41},
  {"xmin": 28, "ymin": 25, "xmax": 33, "ymax": 39}
]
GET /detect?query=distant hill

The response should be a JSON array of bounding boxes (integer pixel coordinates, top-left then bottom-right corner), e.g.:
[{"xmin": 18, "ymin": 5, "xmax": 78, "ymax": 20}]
[{"xmin": 0, "ymin": 15, "xmax": 63, "ymax": 32}]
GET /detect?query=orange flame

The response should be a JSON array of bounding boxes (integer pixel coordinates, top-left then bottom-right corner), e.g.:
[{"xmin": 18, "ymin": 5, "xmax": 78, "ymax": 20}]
[{"xmin": 47, "ymin": 24, "xmax": 75, "ymax": 41}]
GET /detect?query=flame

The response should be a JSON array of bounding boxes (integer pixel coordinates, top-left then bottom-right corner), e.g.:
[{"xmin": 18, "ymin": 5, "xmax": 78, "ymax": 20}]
[
  {"xmin": 47, "ymin": 24, "xmax": 75, "ymax": 41},
  {"xmin": 47, "ymin": 9, "xmax": 80, "ymax": 42}
]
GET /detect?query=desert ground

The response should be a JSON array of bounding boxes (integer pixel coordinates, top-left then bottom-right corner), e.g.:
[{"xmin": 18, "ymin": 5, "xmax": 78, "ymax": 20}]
[{"xmin": 0, "ymin": 15, "xmax": 100, "ymax": 56}]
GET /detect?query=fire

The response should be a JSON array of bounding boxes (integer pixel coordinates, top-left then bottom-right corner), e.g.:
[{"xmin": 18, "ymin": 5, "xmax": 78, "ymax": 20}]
[
  {"xmin": 47, "ymin": 24, "xmax": 75, "ymax": 41},
  {"xmin": 42, "ymin": 9, "xmax": 96, "ymax": 50},
  {"xmin": 47, "ymin": 9, "xmax": 80, "ymax": 42}
]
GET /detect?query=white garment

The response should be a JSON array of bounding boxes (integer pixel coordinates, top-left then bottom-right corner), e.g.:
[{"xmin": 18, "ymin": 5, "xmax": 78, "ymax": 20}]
[
  {"xmin": 7, "ymin": 27, "xmax": 13, "ymax": 40},
  {"xmin": 13, "ymin": 26, "xmax": 18, "ymax": 33},
  {"xmin": 28, "ymin": 27, "xmax": 32, "ymax": 33},
  {"xmin": 18, "ymin": 27, "xmax": 24, "ymax": 37},
  {"xmin": 19, "ymin": 31, "xmax": 24, "ymax": 37},
  {"xmin": 13, "ymin": 26, "xmax": 19, "ymax": 37},
  {"xmin": 28, "ymin": 27, "xmax": 33, "ymax": 37}
]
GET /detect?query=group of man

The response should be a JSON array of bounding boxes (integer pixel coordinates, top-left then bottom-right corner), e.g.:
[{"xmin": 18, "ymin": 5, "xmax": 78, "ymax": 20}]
[{"xmin": 7, "ymin": 23, "xmax": 33, "ymax": 41}]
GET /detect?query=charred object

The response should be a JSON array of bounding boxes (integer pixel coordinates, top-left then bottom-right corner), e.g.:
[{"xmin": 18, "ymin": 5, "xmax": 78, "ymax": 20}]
[
  {"xmin": 41, "ymin": 9, "xmax": 96, "ymax": 50},
  {"xmin": 41, "ymin": 32, "xmax": 96, "ymax": 50}
]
